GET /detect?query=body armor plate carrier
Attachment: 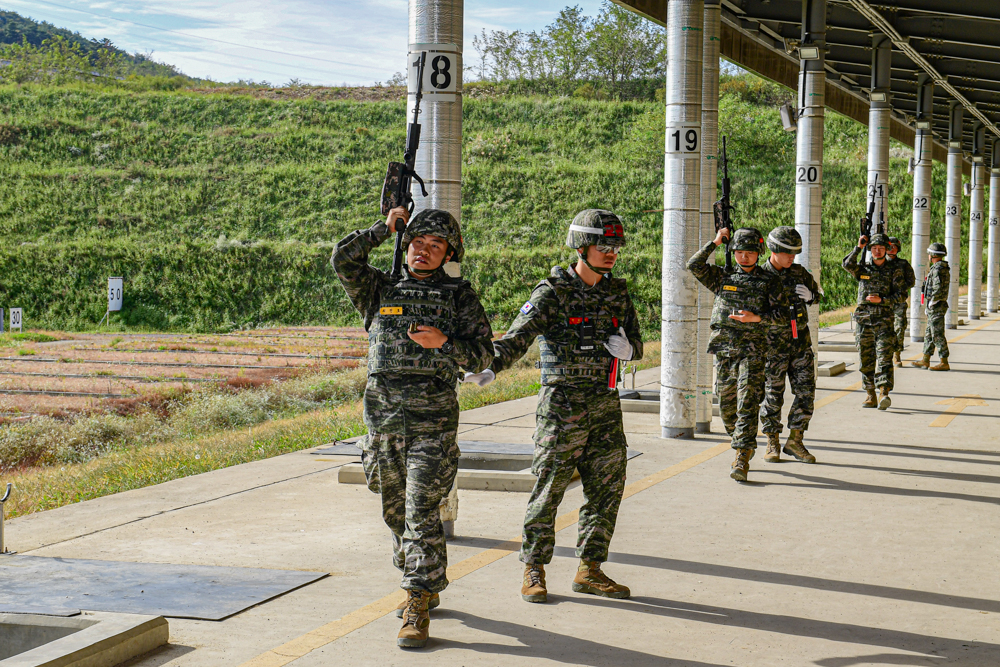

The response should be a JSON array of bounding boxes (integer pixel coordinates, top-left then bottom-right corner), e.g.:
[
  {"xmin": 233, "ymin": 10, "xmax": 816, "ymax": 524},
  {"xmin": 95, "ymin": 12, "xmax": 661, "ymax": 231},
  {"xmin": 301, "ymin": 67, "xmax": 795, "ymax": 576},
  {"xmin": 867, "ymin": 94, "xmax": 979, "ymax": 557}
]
[{"xmin": 711, "ymin": 270, "xmax": 771, "ymax": 332}]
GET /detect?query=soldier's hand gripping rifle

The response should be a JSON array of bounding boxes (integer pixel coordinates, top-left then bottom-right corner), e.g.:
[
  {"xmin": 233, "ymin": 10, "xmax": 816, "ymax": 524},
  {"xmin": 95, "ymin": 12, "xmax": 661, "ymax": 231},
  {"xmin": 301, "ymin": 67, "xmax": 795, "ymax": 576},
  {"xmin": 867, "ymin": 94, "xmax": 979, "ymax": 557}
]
[
  {"xmin": 713, "ymin": 136, "xmax": 735, "ymax": 271},
  {"xmin": 381, "ymin": 52, "xmax": 429, "ymax": 281},
  {"xmin": 859, "ymin": 174, "xmax": 877, "ymax": 263}
]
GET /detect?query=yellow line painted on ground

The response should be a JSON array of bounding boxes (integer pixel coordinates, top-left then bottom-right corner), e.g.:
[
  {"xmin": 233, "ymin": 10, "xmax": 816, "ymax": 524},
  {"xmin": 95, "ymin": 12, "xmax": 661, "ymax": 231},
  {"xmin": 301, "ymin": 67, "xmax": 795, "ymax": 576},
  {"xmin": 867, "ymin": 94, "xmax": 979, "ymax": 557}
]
[
  {"xmin": 948, "ymin": 315, "xmax": 999, "ymax": 343},
  {"xmin": 238, "ymin": 442, "xmax": 728, "ymax": 667},
  {"xmin": 814, "ymin": 380, "xmax": 863, "ymax": 409}
]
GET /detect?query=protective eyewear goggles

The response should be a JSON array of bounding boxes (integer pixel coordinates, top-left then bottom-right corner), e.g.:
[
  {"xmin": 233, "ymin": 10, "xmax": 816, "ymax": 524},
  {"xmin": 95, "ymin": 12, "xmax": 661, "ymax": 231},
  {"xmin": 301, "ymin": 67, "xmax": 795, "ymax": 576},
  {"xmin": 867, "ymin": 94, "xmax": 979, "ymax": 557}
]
[{"xmin": 594, "ymin": 245, "xmax": 622, "ymax": 255}]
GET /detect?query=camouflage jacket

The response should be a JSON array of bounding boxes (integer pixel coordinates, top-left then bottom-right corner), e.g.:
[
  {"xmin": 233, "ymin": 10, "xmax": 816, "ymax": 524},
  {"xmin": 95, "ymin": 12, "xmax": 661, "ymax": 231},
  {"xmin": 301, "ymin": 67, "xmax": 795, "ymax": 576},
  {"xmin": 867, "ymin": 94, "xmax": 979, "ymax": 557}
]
[
  {"xmin": 330, "ymin": 222, "xmax": 493, "ymax": 384},
  {"xmin": 923, "ymin": 260, "xmax": 950, "ymax": 311},
  {"xmin": 490, "ymin": 265, "xmax": 643, "ymax": 387},
  {"xmin": 688, "ymin": 241, "xmax": 790, "ymax": 354},
  {"xmin": 889, "ymin": 256, "xmax": 917, "ymax": 292},
  {"xmin": 842, "ymin": 246, "xmax": 905, "ymax": 318},
  {"xmin": 760, "ymin": 258, "xmax": 821, "ymax": 347}
]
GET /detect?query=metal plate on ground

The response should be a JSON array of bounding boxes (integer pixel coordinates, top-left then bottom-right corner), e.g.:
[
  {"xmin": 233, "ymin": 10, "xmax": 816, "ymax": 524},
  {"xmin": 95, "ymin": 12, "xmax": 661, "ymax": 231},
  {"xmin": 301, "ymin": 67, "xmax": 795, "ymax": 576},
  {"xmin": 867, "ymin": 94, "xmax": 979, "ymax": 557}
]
[
  {"xmin": 316, "ymin": 440, "xmax": 642, "ymax": 460},
  {"xmin": 0, "ymin": 556, "xmax": 327, "ymax": 620}
]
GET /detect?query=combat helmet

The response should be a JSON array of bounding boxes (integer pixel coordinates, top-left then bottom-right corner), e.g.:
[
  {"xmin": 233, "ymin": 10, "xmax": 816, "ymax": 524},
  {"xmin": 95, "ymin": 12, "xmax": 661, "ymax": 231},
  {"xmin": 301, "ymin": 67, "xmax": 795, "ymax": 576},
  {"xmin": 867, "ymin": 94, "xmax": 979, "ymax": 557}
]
[
  {"xmin": 402, "ymin": 209, "xmax": 464, "ymax": 263},
  {"xmin": 566, "ymin": 209, "xmax": 627, "ymax": 249},
  {"xmin": 730, "ymin": 227, "xmax": 765, "ymax": 254},
  {"xmin": 888, "ymin": 236, "xmax": 902, "ymax": 251},
  {"xmin": 868, "ymin": 233, "xmax": 891, "ymax": 249},
  {"xmin": 766, "ymin": 226, "xmax": 802, "ymax": 254},
  {"xmin": 928, "ymin": 242, "xmax": 947, "ymax": 256}
]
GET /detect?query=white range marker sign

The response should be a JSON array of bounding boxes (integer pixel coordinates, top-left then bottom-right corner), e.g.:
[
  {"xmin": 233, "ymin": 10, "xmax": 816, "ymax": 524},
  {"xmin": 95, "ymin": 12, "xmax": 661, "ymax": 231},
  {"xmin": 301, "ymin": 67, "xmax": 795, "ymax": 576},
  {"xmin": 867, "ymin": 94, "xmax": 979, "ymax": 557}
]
[{"xmin": 108, "ymin": 277, "xmax": 123, "ymax": 312}]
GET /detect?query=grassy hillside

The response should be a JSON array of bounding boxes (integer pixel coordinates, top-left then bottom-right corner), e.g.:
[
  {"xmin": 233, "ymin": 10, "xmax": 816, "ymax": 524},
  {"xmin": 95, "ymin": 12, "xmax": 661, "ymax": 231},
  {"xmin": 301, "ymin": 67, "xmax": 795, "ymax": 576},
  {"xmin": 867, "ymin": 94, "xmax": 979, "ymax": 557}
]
[{"xmin": 0, "ymin": 81, "xmax": 976, "ymax": 337}]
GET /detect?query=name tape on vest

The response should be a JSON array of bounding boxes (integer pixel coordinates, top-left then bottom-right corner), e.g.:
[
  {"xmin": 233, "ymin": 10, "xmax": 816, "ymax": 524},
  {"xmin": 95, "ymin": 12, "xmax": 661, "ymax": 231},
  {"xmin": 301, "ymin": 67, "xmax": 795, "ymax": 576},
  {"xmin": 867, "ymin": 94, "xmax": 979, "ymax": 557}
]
[
  {"xmin": 723, "ymin": 285, "xmax": 738, "ymax": 291},
  {"xmin": 380, "ymin": 306, "xmax": 403, "ymax": 315}
]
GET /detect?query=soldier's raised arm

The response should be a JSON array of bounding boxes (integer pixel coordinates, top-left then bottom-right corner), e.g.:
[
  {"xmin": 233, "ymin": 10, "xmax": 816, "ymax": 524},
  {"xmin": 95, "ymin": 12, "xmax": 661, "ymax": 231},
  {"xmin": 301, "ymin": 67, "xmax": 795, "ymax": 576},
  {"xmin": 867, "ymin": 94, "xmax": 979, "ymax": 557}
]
[
  {"xmin": 332, "ymin": 208, "xmax": 409, "ymax": 324},
  {"xmin": 842, "ymin": 242, "xmax": 863, "ymax": 278},
  {"xmin": 688, "ymin": 228, "xmax": 729, "ymax": 293}
]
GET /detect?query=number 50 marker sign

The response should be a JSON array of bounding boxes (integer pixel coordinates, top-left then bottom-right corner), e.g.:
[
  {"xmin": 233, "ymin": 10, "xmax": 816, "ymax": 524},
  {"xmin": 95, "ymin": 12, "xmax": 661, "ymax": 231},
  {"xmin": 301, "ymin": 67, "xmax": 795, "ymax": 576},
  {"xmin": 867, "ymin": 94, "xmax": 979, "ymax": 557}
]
[{"xmin": 108, "ymin": 277, "xmax": 123, "ymax": 312}]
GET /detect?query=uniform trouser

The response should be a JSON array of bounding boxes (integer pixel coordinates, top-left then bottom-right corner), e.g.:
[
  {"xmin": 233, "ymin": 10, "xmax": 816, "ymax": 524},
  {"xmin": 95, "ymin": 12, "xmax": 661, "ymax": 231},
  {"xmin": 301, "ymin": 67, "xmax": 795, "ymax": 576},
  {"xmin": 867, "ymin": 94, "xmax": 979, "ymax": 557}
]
[
  {"xmin": 716, "ymin": 352, "xmax": 766, "ymax": 450},
  {"xmin": 521, "ymin": 385, "xmax": 627, "ymax": 566},
  {"xmin": 922, "ymin": 307, "xmax": 950, "ymax": 359},
  {"xmin": 893, "ymin": 302, "xmax": 908, "ymax": 353},
  {"xmin": 361, "ymin": 432, "xmax": 460, "ymax": 594},
  {"xmin": 760, "ymin": 337, "xmax": 816, "ymax": 434},
  {"xmin": 855, "ymin": 316, "xmax": 895, "ymax": 391}
]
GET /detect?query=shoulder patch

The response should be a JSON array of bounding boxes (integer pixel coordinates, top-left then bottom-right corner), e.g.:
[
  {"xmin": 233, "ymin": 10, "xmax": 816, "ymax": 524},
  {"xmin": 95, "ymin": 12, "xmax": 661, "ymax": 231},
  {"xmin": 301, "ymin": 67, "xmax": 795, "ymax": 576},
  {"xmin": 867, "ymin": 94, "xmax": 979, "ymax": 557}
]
[{"xmin": 520, "ymin": 301, "xmax": 534, "ymax": 315}]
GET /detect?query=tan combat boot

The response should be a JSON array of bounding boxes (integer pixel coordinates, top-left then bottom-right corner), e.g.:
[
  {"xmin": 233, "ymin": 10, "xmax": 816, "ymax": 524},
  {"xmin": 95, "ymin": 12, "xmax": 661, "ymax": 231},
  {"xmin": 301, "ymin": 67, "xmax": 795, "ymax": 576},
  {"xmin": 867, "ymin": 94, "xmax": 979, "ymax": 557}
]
[
  {"xmin": 764, "ymin": 433, "xmax": 781, "ymax": 462},
  {"xmin": 862, "ymin": 388, "xmax": 878, "ymax": 408},
  {"xmin": 878, "ymin": 387, "xmax": 891, "ymax": 411},
  {"xmin": 893, "ymin": 351, "xmax": 903, "ymax": 367},
  {"xmin": 396, "ymin": 592, "xmax": 439, "ymax": 618},
  {"xmin": 572, "ymin": 560, "xmax": 630, "ymax": 599},
  {"xmin": 930, "ymin": 358, "xmax": 950, "ymax": 371},
  {"xmin": 397, "ymin": 590, "xmax": 432, "ymax": 649},
  {"xmin": 912, "ymin": 354, "xmax": 931, "ymax": 369},
  {"xmin": 730, "ymin": 448, "xmax": 754, "ymax": 482},
  {"xmin": 521, "ymin": 564, "xmax": 547, "ymax": 603},
  {"xmin": 782, "ymin": 429, "xmax": 816, "ymax": 463}
]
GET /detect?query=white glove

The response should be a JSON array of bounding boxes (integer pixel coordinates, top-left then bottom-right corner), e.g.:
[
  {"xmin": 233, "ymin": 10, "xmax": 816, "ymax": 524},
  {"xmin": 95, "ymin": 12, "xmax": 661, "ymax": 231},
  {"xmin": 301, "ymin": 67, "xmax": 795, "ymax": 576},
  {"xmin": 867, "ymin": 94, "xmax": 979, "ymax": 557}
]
[
  {"xmin": 603, "ymin": 327, "xmax": 634, "ymax": 361},
  {"xmin": 461, "ymin": 369, "xmax": 495, "ymax": 387},
  {"xmin": 795, "ymin": 284, "xmax": 813, "ymax": 302}
]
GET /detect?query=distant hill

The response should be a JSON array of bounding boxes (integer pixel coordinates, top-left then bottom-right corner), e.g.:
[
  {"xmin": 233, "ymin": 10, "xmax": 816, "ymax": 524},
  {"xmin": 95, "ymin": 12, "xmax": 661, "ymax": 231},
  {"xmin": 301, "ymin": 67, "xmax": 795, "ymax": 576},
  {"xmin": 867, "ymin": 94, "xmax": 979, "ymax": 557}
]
[{"xmin": 0, "ymin": 8, "xmax": 185, "ymax": 78}]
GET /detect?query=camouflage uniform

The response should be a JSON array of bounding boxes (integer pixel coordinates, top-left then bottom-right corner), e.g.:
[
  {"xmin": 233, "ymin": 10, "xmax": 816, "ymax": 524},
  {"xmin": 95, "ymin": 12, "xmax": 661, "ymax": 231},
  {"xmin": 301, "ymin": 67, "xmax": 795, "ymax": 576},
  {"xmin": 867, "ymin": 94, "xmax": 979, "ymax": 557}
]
[
  {"xmin": 492, "ymin": 211, "xmax": 642, "ymax": 567},
  {"xmin": 759, "ymin": 260, "xmax": 821, "ymax": 434},
  {"xmin": 842, "ymin": 240, "xmax": 904, "ymax": 392},
  {"xmin": 332, "ymin": 211, "xmax": 493, "ymax": 594},
  {"xmin": 688, "ymin": 232, "xmax": 790, "ymax": 450},
  {"xmin": 888, "ymin": 250, "xmax": 916, "ymax": 353},
  {"xmin": 922, "ymin": 258, "xmax": 950, "ymax": 360}
]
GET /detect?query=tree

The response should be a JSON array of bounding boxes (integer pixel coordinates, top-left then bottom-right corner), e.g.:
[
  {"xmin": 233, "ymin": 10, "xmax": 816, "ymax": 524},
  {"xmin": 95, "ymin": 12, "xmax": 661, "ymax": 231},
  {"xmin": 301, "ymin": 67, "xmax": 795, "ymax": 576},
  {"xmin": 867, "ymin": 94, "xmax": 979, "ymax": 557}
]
[{"xmin": 587, "ymin": 2, "xmax": 665, "ymax": 96}]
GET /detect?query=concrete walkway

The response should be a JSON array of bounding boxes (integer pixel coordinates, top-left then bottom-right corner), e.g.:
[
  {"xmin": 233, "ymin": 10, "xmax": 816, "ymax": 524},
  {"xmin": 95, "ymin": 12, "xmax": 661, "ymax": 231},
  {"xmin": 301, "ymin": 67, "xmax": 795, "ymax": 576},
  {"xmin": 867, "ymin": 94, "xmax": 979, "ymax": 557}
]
[{"xmin": 6, "ymin": 313, "xmax": 1000, "ymax": 666}]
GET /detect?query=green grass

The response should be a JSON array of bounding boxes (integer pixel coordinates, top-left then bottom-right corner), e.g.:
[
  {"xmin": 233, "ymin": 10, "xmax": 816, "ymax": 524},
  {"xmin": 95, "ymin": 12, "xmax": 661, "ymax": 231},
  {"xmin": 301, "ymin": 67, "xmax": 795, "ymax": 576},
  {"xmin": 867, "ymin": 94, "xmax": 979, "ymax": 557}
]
[{"xmin": 0, "ymin": 80, "xmax": 980, "ymax": 337}]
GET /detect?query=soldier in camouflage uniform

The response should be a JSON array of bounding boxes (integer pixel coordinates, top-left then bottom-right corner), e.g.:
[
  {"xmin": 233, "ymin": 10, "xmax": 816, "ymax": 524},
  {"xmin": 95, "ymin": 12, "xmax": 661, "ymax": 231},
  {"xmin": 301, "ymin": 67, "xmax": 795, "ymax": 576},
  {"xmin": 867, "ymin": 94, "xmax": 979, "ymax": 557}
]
[
  {"xmin": 913, "ymin": 242, "xmax": 951, "ymax": 371},
  {"xmin": 758, "ymin": 227, "xmax": 821, "ymax": 464},
  {"xmin": 887, "ymin": 237, "xmax": 917, "ymax": 366},
  {"xmin": 332, "ymin": 206, "xmax": 494, "ymax": 649},
  {"xmin": 842, "ymin": 233, "xmax": 904, "ymax": 410},
  {"xmin": 465, "ymin": 210, "xmax": 641, "ymax": 604},
  {"xmin": 688, "ymin": 227, "xmax": 790, "ymax": 482}
]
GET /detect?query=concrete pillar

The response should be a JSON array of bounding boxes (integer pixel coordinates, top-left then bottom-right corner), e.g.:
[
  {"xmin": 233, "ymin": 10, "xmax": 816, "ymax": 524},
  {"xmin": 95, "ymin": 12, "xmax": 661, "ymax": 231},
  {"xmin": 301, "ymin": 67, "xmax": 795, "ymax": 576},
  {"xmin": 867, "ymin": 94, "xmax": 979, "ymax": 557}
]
[
  {"xmin": 867, "ymin": 34, "xmax": 892, "ymax": 227},
  {"xmin": 945, "ymin": 102, "xmax": 964, "ymax": 328},
  {"xmin": 696, "ymin": 0, "xmax": 720, "ymax": 434},
  {"xmin": 909, "ymin": 74, "xmax": 933, "ymax": 341},
  {"xmin": 660, "ymin": 0, "xmax": 704, "ymax": 439},
  {"xmin": 410, "ymin": 0, "xmax": 463, "ymax": 533},
  {"xmin": 989, "ymin": 139, "xmax": 1000, "ymax": 312},
  {"xmin": 793, "ymin": 0, "xmax": 826, "ymax": 358},
  {"xmin": 968, "ymin": 123, "xmax": 986, "ymax": 319}
]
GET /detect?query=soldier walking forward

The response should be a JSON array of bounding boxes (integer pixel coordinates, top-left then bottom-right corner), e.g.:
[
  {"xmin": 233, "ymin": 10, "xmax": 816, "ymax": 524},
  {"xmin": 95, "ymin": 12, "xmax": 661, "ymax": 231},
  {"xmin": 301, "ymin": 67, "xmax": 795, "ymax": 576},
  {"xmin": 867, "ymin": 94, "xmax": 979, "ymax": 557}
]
[
  {"xmin": 887, "ymin": 237, "xmax": 916, "ymax": 366},
  {"xmin": 913, "ymin": 242, "xmax": 951, "ymax": 371},
  {"xmin": 465, "ymin": 210, "xmax": 641, "ymax": 603},
  {"xmin": 688, "ymin": 227, "xmax": 790, "ymax": 483},
  {"xmin": 759, "ymin": 226, "xmax": 821, "ymax": 464},
  {"xmin": 842, "ymin": 233, "xmax": 904, "ymax": 410},
  {"xmin": 332, "ymin": 207, "xmax": 494, "ymax": 649}
]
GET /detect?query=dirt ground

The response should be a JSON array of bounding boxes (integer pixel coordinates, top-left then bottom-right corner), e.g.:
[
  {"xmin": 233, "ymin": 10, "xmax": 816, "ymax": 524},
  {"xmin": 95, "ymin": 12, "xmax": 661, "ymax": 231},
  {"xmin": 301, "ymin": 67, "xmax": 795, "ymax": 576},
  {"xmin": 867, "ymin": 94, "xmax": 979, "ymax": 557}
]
[{"xmin": 0, "ymin": 327, "xmax": 367, "ymax": 417}]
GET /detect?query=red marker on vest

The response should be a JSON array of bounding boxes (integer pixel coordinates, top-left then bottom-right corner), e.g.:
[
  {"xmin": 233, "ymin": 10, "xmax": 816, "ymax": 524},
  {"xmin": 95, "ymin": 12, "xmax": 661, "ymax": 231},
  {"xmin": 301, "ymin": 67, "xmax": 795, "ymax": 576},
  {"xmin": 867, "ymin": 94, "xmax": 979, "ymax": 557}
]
[{"xmin": 608, "ymin": 317, "xmax": 620, "ymax": 390}]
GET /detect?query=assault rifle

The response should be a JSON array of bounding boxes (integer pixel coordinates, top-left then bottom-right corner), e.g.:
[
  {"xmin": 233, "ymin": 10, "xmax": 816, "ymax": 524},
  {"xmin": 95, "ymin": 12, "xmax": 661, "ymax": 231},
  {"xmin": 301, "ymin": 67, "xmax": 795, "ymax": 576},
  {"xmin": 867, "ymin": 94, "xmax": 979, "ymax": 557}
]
[
  {"xmin": 381, "ymin": 51, "xmax": 429, "ymax": 281},
  {"xmin": 859, "ymin": 174, "xmax": 877, "ymax": 263},
  {"xmin": 713, "ymin": 136, "xmax": 735, "ymax": 271}
]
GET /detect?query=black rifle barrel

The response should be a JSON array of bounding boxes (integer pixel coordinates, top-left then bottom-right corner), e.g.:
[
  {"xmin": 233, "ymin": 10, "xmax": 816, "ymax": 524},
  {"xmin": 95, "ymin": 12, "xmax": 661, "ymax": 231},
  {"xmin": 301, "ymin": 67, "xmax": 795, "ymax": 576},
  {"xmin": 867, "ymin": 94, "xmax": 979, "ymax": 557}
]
[{"xmin": 390, "ymin": 52, "xmax": 427, "ymax": 280}]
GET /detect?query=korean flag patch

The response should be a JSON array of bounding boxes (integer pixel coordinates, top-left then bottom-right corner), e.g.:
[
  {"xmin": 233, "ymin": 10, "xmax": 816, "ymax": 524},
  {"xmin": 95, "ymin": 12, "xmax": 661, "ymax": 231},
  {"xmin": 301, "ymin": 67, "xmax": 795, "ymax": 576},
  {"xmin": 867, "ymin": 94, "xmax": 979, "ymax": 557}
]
[{"xmin": 520, "ymin": 301, "xmax": 534, "ymax": 315}]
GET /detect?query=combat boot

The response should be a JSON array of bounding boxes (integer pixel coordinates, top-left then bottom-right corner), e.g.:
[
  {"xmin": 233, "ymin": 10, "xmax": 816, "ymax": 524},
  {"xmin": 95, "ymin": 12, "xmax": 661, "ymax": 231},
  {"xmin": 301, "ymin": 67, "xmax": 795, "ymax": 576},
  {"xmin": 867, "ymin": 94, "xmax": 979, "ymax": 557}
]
[
  {"xmin": 572, "ymin": 560, "xmax": 630, "ymax": 599},
  {"xmin": 930, "ymin": 358, "xmax": 950, "ymax": 371},
  {"xmin": 878, "ymin": 387, "xmax": 891, "ymax": 411},
  {"xmin": 764, "ymin": 433, "xmax": 781, "ymax": 462},
  {"xmin": 396, "ymin": 589, "xmax": 432, "ymax": 649},
  {"xmin": 782, "ymin": 429, "xmax": 816, "ymax": 464},
  {"xmin": 912, "ymin": 354, "xmax": 931, "ymax": 369},
  {"xmin": 521, "ymin": 564, "xmax": 547, "ymax": 603},
  {"xmin": 893, "ymin": 351, "xmax": 903, "ymax": 367},
  {"xmin": 862, "ymin": 388, "xmax": 878, "ymax": 408},
  {"xmin": 396, "ymin": 592, "xmax": 439, "ymax": 618},
  {"xmin": 730, "ymin": 448, "xmax": 754, "ymax": 482}
]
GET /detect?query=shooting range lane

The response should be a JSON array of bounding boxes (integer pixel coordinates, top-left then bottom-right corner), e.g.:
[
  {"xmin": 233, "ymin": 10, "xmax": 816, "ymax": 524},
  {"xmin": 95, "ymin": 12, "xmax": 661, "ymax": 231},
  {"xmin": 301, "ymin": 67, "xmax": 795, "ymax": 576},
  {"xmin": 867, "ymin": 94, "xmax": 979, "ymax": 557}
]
[{"xmin": 0, "ymin": 556, "xmax": 327, "ymax": 621}]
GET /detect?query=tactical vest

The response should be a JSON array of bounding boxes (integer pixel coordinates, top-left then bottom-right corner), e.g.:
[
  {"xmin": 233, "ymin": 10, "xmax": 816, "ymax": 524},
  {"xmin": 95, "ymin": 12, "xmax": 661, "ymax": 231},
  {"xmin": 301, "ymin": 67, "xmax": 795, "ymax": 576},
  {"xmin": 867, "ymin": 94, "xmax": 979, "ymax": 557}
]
[
  {"xmin": 711, "ymin": 269, "xmax": 770, "ymax": 332},
  {"xmin": 855, "ymin": 261, "xmax": 894, "ymax": 311},
  {"xmin": 368, "ymin": 277, "xmax": 461, "ymax": 382},
  {"xmin": 535, "ymin": 269, "xmax": 628, "ymax": 385}
]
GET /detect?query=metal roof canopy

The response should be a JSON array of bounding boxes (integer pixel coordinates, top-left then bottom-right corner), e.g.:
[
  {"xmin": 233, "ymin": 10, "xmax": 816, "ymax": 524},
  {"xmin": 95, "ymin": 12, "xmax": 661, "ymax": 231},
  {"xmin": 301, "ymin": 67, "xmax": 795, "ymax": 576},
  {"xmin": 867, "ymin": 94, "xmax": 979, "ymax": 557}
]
[{"xmin": 615, "ymin": 0, "xmax": 1000, "ymax": 175}]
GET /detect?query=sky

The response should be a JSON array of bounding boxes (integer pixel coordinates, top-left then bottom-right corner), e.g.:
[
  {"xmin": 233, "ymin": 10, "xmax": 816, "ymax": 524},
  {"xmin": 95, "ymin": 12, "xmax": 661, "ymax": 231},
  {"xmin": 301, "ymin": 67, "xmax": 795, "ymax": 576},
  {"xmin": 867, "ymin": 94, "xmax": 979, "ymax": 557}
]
[{"xmin": 4, "ymin": 0, "xmax": 606, "ymax": 85}]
